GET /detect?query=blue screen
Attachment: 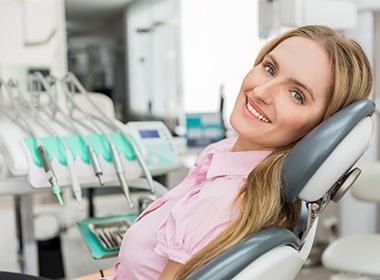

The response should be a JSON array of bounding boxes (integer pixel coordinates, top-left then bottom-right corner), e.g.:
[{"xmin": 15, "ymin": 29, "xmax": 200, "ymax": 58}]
[{"xmin": 139, "ymin": 130, "xmax": 160, "ymax": 138}]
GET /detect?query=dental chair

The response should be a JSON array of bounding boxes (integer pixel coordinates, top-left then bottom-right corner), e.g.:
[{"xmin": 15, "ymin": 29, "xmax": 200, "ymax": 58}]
[
  {"xmin": 321, "ymin": 161, "xmax": 380, "ymax": 279},
  {"xmin": 0, "ymin": 99, "xmax": 375, "ymax": 280},
  {"xmin": 186, "ymin": 99, "xmax": 376, "ymax": 280}
]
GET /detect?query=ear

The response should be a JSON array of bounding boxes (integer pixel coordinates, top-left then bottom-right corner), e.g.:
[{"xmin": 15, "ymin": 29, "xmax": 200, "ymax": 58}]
[{"xmin": 281, "ymin": 99, "xmax": 375, "ymax": 203}]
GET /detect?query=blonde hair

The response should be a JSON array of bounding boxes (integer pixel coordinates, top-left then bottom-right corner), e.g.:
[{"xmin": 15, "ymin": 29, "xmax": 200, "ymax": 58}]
[{"xmin": 175, "ymin": 25, "xmax": 373, "ymax": 279}]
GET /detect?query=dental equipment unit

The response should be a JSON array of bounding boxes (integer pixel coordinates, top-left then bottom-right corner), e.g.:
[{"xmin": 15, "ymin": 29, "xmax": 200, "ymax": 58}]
[
  {"xmin": 62, "ymin": 72, "xmax": 156, "ymax": 195},
  {"xmin": 17, "ymin": 81, "xmax": 82, "ymax": 208},
  {"xmin": 30, "ymin": 72, "xmax": 105, "ymax": 188},
  {"xmin": 58, "ymin": 77, "xmax": 135, "ymax": 208},
  {"xmin": 2, "ymin": 79, "xmax": 63, "ymax": 205}
]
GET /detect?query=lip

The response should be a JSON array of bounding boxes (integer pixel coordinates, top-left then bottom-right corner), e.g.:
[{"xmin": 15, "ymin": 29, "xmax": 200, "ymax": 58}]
[
  {"xmin": 243, "ymin": 96, "xmax": 271, "ymax": 123},
  {"xmin": 247, "ymin": 97, "xmax": 267, "ymax": 116}
]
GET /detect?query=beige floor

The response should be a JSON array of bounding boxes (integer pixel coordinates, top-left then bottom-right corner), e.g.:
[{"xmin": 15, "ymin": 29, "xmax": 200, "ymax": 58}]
[{"xmin": 0, "ymin": 193, "xmax": 341, "ymax": 280}]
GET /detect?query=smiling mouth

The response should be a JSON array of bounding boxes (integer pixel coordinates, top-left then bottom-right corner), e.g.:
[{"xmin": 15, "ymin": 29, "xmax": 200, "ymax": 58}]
[{"xmin": 245, "ymin": 99, "xmax": 271, "ymax": 123}]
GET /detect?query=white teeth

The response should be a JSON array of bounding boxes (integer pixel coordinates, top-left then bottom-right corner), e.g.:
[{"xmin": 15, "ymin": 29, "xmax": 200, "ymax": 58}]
[{"xmin": 246, "ymin": 101, "xmax": 271, "ymax": 123}]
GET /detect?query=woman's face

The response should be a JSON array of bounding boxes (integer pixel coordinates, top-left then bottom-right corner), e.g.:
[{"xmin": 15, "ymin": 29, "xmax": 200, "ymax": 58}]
[{"xmin": 230, "ymin": 36, "xmax": 332, "ymax": 151}]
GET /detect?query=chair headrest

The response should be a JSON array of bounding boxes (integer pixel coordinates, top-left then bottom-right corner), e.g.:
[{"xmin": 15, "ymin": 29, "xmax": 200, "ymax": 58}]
[{"xmin": 281, "ymin": 99, "xmax": 375, "ymax": 203}]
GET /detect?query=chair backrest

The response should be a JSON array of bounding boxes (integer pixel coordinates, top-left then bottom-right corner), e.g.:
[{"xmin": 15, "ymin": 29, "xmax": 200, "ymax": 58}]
[
  {"xmin": 281, "ymin": 99, "xmax": 375, "ymax": 204},
  {"xmin": 186, "ymin": 99, "xmax": 375, "ymax": 280}
]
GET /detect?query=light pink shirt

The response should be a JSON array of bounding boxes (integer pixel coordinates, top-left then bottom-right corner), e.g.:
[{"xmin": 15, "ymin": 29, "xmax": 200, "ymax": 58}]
[{"xmin": 105, "ymin": 137, "xmax": 271, "ymax": 279}]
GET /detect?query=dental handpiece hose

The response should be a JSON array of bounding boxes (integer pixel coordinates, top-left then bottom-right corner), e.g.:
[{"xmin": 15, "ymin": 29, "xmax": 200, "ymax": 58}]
[
  {"xmin": 88, "ymin": 145, "xmax": 104, "ymax": 185},
  {"xmin": 37, "ymin": 143, "xmax": 63, "ymax": 205}
]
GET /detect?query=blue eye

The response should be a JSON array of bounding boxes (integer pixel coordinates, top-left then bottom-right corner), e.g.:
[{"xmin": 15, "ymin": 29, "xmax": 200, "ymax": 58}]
[
  {"xmin": 263, "ymin": 63, "xmax": 275, "ymax": 76},
  {"xmin": 291, "ymin": 91, "xmax": 305, "ymax": 104}
]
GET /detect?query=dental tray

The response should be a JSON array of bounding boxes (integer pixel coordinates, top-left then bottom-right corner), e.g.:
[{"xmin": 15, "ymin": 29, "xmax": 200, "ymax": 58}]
[
  {"xmin": 78, "ymin": 213, "xmax": 138, "ymax": 259},
  {"xmin": 88, "ymin": 220, "xmax": 131, "ymax": 251}
]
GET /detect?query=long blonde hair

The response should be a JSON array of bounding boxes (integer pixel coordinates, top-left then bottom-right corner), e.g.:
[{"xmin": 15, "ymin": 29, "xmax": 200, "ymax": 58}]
[{"xmin": 175, "ymin": 25, "xmax": 373, "ymax": 279}]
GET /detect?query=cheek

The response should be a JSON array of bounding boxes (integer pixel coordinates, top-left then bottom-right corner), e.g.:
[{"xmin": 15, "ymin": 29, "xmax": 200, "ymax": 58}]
[
  {"xmin": 281, "ymin": 101, "xmax": 326, "ymax": 132},
  {"xmin": 231, "ymin": 90, "xmax": 246, "ymax": 113},
  {"xmin": 284, "ymin": 115, "xmax": 323, "ymax": 140},
  {"xmin": 229, "ymin": 106, "xmax": 242, "ymax": 131}
]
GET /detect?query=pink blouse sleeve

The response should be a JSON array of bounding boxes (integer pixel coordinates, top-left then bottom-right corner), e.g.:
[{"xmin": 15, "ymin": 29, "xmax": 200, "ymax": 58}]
[{"xmin": 153, "ymin": 178, "xmax": 240, "ymax": 264}]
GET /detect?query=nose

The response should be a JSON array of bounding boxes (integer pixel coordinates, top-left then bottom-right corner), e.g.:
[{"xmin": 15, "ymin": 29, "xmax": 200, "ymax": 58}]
[{"xmin": 252, "ymin": 80, "xmax": 277, "ymax": 105}]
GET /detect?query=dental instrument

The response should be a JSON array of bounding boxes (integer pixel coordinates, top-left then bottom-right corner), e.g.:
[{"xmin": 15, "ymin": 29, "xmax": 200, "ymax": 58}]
[
  {"xmin": 29, "ymin": 72, "xmax": 105, "ymax": 187},
  {"xmin": 58, "ymin": 78, "xmax": 134, "ymax": 208},
  {"xmin": 5, "ymin": 80, "xmax": 63, "ymax": 205},
  {"xmin": 17, "ymin": 83, "xmax": 83, "ymax": 208},
  {"xmin": 63, "ymin": 72, "xmax": 156, "ymax": 195}
]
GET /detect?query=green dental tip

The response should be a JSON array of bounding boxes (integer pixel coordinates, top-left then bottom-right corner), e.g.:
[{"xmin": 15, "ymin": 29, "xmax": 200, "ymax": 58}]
[{"xmin": 52, "ymin": 185, "xmax": 64, "ymax": 206}]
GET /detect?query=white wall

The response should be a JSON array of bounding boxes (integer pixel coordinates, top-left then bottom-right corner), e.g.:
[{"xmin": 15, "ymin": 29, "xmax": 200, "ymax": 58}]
[
  {"xmin": 0, "ymin": 0, "xmax": 67, "ymax": 90},
  {"xmin": 180, "ymin": 0, "xmax": 263, "ymax": 128}
]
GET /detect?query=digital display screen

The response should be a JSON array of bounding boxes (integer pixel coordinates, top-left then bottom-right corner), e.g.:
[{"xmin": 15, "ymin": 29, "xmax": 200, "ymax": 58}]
[{"xmin": 139, "ymin": 130, "xmax": 160, "ymax": 138}]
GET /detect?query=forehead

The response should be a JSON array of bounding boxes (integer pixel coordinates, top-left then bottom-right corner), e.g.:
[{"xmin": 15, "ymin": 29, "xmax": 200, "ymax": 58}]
[{"xmin": 270, "ymin": 36, "xmax": 332, "ymax": 101}]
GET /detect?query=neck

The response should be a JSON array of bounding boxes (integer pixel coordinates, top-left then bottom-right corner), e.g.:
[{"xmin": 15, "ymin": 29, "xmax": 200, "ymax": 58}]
[{"xmin": 232, "ymin": 136, "xmax": 268, "ymax": 152}]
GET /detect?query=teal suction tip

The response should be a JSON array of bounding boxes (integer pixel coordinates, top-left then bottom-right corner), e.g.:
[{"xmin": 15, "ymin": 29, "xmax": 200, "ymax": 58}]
[{"xmin": 52, "ymin": 185, "xmax": 64, "ymax": 206}]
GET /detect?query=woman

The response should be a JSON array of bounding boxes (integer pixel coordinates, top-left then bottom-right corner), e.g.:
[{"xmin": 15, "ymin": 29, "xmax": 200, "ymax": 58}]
[{"xmin": 77, "ymin": 25, "xmax": 373, "ymax": 280}]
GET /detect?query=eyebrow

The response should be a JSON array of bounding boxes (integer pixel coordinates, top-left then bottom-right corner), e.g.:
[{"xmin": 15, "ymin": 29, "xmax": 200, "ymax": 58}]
[{"xmin": 266, "ymin": 54, "xmax": 315, "ymax": 101}]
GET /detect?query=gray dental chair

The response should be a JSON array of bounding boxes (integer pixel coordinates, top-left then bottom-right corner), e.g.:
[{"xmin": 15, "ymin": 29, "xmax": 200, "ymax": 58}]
[
  {"xmin": 0, "ymin": 100, "xmax": 375, "ymax": 280},
  {"xmin": 187, "ymin": 99, "xmax": 376, "ymax": 280}
]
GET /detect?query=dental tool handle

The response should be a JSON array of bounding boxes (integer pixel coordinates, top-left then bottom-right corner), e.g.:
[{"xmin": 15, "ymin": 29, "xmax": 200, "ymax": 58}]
[
  {"xmin": 117, "ymin": 172, "xmax": 134, "ymax": 208},
  {"xmin": 110, "ymin": 142, "xmax": 124, "ymax": 173},
  {"xmin": 134, "ymin": 148, "xmax": 156, "ymax": 194},
  {"xmin": 87, "ymin": 145, "xmax": 104, "ymax": 185},
  {"xmin": 112, "ymin": 119, "xmax": 156, "ymax": 194},
  {"xmin": 122, "ymin": 131, "xmax": 156, "ymax": 194},
  {"xmin": 110, "ymin": 143, "xmax": 134, "ymax": 208},
  {"xmin": 66, "ymin": 150, "xmax": 82, "ymax": 206},
  {"xmin": 37, "ymin": 145, "xmax": 63, "ymax": 206}
]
